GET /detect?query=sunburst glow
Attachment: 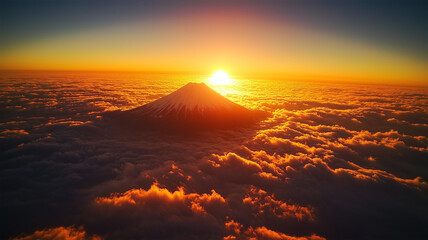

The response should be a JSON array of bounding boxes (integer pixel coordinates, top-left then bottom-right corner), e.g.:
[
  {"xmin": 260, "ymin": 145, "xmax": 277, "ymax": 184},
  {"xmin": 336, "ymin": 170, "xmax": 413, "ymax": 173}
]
[{"xmin": 208, "ymin": 70, "xmax": 233, "ymax": 85}]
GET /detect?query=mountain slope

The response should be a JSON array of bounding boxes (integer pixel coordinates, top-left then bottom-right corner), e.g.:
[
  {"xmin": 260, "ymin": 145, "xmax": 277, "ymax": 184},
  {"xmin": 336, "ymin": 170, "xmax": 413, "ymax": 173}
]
[{"xmin": 104, "ymin": 82, "xmax": 267, "ymax": 130}]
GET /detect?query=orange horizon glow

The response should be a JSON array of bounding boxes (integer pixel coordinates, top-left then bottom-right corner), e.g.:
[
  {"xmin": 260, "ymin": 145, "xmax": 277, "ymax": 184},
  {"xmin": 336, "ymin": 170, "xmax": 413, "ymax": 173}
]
[
  {"xmin": 1, "ymin": 7, "xmax": 427, "ymax": 87},
  {"xmin": 1, "ymin": 69, "xmax": 426, "ymax": 88}
]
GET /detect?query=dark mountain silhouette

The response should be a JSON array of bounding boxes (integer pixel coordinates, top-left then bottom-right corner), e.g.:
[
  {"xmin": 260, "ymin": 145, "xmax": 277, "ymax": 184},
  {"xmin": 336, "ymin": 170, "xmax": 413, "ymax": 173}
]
[{"xmin": 103, "ymin": 82, "xmax": 268, "ymax": 131}]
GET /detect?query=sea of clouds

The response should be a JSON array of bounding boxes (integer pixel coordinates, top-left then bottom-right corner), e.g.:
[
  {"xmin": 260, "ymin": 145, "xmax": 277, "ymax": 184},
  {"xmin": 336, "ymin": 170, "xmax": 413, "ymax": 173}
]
[{"xmin": 1, "ymin": 72, "xmax": 427, "ymax": 240}]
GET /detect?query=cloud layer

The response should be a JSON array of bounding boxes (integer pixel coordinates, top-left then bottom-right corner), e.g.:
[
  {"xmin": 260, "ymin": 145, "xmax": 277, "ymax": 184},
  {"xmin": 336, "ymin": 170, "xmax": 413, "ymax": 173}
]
[{"xmin": 1, "ymin": 72, "xmax": 427, "ymax": 239}]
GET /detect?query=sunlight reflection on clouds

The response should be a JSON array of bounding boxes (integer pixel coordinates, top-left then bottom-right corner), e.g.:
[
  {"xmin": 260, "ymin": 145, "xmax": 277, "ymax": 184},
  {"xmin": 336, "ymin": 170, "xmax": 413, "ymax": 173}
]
[{"xmin": 1, "ymin": 71, "xmax": 427, "ymax": 239}]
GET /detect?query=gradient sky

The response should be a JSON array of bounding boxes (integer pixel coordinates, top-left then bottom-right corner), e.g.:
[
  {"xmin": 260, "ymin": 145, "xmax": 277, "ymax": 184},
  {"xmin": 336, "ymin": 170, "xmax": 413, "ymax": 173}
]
[{"xmin": 1, "ymin": 0, "xmax": 427, "ymax": 85}]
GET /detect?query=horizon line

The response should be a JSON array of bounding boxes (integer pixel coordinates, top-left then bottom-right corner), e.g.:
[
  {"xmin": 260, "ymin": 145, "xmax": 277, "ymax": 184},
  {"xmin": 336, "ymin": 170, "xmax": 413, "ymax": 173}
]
[{"xmin": 0, "ymin": 69, "xmax": 427, "ymax": 88}]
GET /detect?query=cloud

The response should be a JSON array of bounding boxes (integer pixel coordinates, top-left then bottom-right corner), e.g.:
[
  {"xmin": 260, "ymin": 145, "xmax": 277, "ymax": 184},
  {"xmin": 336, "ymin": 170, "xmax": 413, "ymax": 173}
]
[
  {"xmin": 242, "ymin": 186, "xmax": 314, "ymax": 221},
  {"xmin": 10, "ymin": 226, "xmax": 101, "ymax": 240},
  {"xmin": 224, "ymin": 219, "xmax": 325, "ymax": 240},
  {"xmin": 0, "ymin": 129, "xmax": 29, "ymax": 137},
  {"xmin": 88, "ymin": 184, "xmax": 228, "ymax": 239},
  {"xmin": 94, "ymin": 184, "xmax": 226, "ymax": 212},
  {"xmin": 1, "ymin": 73, "xmax": 428, "ymax": 239}
]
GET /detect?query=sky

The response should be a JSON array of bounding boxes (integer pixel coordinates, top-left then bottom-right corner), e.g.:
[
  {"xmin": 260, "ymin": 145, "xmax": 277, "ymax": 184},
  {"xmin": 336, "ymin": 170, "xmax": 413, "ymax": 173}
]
[{"xmin": 1, "ymin": 0, "xmax": 428, "ymax": 85}]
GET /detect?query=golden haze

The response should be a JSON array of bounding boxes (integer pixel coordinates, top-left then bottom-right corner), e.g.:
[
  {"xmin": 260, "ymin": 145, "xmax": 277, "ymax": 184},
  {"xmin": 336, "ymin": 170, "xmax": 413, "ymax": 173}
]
[{"xmin": 1, "ymin": 10, "xmax": 427, "ymax": 86}]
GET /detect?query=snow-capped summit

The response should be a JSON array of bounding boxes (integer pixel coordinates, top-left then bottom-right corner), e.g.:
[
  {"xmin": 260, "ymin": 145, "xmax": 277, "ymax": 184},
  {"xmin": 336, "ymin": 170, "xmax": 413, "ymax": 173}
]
[
  {"xmin": 104, "ymin": 82, "xmax": 267, "ymax": 130},
  {"xmin": 130, "ymin": 82, "xmax": 248, "ymax": 118}
]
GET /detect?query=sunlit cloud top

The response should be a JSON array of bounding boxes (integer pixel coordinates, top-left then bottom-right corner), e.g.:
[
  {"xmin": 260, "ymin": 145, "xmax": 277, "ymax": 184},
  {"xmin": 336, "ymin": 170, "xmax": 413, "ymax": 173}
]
[{"xmin": 1, "ymin": 0, "xmax": 427, "ymax": 85}]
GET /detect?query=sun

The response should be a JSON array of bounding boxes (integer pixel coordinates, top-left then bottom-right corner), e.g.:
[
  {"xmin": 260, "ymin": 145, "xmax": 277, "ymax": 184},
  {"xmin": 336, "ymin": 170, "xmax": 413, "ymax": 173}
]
[{"xmin": 208, "ymin": 70, "xmax": 233, "ymax": 85}]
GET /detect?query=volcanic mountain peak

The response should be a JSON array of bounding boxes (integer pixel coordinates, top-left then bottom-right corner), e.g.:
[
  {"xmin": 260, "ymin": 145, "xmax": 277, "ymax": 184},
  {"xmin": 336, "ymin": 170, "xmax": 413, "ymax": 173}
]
[
  {"xmin": 130, "ymin": 82, "xmax": 248, "ymax": 118},
  {"xmin": 104, "ymin": 82, "xmax": 268, "ymax": 130},
  {"xmin": 145, "ymin": 82, "xmax": 239, "ymax": 112}
]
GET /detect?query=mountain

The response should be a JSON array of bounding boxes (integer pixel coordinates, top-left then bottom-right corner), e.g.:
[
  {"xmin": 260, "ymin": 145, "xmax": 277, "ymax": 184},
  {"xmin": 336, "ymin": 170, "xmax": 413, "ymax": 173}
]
[{"xmin": 103, "ymin": 82, "xmax": 268, "ymax": 131}]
